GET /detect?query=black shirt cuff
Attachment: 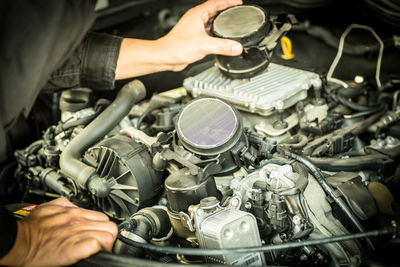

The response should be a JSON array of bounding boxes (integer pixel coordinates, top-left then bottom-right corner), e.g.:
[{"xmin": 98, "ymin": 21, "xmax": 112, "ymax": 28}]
[{"xmin": 81, "ymin": 32, "xmax": 123, "ymax": 90}]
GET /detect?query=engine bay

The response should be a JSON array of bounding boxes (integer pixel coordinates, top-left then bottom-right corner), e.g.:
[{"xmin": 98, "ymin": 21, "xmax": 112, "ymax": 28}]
[{"xmin": 2, "ymin": 1, "xmax": 400, "ymax": 266}]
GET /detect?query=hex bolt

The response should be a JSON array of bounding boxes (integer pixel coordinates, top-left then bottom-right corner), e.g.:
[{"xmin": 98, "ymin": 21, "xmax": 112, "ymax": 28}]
[
  {"xmin": 273, "ymin": 101, "xmax": 288, "ymax": 130},
  {"xmin": 245, "ymin": 201, "xmax": 252, "ymax": 210},
  {"xmin": 312, "ymin": 86, "xmax": 325, "ymax": 105},
  {"xmin": 230, "ymin": 197, "xmax": 239, "ymax": 207}
]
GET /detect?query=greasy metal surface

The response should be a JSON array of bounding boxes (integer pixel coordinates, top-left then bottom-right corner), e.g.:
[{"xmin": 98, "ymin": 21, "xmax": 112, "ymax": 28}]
[
  {"xmin": 194, "ymin": 208, "xmax": 265, "ymax": 265},
  {"xmin": 176, "ymin": 98, "xmax": 238, "ymax": 149},
  {"xmin": 213, "ymin": 6, "xmax": 265, "ymax": 38},
  {"xmin": 184, "ymin": 64, "xmax": 322, "ymax": 116}
]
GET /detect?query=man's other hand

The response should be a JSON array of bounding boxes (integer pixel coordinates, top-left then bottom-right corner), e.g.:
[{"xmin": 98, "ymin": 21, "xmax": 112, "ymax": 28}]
[{"xmin": 0, "ymin": 198, "xmax": 117, "ymax": 267}]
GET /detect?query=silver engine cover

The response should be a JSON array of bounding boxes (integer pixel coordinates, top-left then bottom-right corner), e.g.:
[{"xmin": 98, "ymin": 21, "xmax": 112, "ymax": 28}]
[{"xmin": 183, "ymin": 63, "xmax": 322, "ymax": 116}]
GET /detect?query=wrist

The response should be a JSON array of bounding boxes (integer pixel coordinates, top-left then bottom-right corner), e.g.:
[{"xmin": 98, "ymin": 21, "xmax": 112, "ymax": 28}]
[
  {"xmin": 0, "ymin": 221, "xmax": 30, "ymax": 266},
  {"xmin": 156, "ymin": 36, "xmax": 188, "ymax": 72}
]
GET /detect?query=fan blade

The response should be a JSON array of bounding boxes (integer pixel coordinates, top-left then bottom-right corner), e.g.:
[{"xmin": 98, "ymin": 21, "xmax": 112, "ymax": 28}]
[
  {"xmin": 111, "ymin": 184, "xmax": 138, "ymax": 191},
  {"xmin": 113, "ymin": 170, "xmax": 130, "ymax": 183},
  {"xmin": 100, "ymin": 150, "xmax": 115, "ymax": 177},
  {"xmin": 111, "ymin": 189, "xmax": 137, "ymax": 205},
  {"xmin": 109, "ymin": 194, "xmax": 130, "ymax": 216},
  {"xmin": 96, "ymin": 149, "xmax": 109, "ymax": 174},
  {"xmin": 106, "ymin": 196, "xmax": 119, "ymax": 214}
]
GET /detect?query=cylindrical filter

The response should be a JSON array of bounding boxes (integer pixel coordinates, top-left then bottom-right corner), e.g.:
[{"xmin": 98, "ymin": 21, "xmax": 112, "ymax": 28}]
[{"xmin": 211, "ymin": 5, "xmax": 271, "ymax": 78}]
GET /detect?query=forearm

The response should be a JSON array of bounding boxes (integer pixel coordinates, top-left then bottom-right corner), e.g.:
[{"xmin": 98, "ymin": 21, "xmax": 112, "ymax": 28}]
[
  {"xmin": 0, "ymin": 221, "xmax": 28, "ymax": 266},
  {"xmin": 115, "ymin": 38, "xmax": 179, "ymax": 79}
]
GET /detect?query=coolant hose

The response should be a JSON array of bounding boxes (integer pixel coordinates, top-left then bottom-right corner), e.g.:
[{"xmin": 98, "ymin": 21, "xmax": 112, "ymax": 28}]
[
  {"xmin": 59, "ymin": 80, "xmax": 146, "ymax": 190},
  {"xmin": 114, "ymin": 206, "xmax": 172, "ymax": 257}
]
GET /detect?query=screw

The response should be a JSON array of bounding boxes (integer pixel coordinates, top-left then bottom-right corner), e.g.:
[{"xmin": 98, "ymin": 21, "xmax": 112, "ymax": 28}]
[
  {"xmin": 273, "ymin": 102, "xmax": 288, "ymax": 130},
  {"xmin": 230, "ymin": 197, "xmax": 239, "ymax": 207}
]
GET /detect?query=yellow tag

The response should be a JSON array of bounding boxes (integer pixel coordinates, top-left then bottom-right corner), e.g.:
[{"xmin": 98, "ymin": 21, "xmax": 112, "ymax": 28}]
[
  {"xmin": 14, "ymin": 210, "xmax": 31, "ymax": 216},
  {"xmin": 280, "ymin": 36, "xmax": 294, "ymax": 60}
]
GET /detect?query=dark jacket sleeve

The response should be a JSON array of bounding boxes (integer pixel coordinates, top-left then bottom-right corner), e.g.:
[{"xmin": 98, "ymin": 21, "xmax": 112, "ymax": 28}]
[
  {"xmin": 0, "ymin": 0, "xmax": 97, "ymax": 126},
  {"xmin": 44, "ymin": 32, "xmax": 123, "ymax": 91},
  {"xmin": 0, "ymin": 0, "xmax": 123, "ymax": 161},
  {"xmin": 0, "ymin": 205, "xmax": 17, "ymax": 258}
]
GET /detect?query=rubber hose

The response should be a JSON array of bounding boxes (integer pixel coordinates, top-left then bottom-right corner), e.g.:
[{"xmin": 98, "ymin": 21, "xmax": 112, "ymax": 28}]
[
  {"xmin": 336, "ymin": 95, "xmax": 378, "ymax": 112},
  {"xmin": 59, "ymin": 80, "xmax": 146, "ymax": 189}
]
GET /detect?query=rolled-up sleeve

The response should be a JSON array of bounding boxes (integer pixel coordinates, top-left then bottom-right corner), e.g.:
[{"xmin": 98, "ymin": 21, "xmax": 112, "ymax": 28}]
[{"xmin": 45, "ymin": 32, "xmax": 123, "ymax": 91}]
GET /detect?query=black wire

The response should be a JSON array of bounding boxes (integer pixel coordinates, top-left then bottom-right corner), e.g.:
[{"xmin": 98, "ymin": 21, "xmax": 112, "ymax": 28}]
[
  {"xmin": 117, "ymin": 229, "xmax": 391, "ymax": 256},
  {"xmin": 344, "ymin": 105, "xmax": 385, "ymax": 119},
  {"xmin": 336, "ymin": 95, "xmax": 378, "ymax": 112},
  {"xmin": 352, "ymin": 106, "xmax": 387, "ymax": 135}
]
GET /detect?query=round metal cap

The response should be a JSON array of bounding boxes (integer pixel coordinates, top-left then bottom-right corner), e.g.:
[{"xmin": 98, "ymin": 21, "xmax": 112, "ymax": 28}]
[
  {"xmin": 212, "ymin": 5, "xmax": 269, "ymax": 47},
  {"xmin": 176, "ymin": 98, "xmax": 240, "ymax": 154}
]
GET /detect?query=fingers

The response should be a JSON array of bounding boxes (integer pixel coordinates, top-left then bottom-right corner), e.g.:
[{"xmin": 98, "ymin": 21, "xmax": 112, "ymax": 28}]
[
  {"xmin": 30, "ymin": 203, "xmax": 109, "ymax": 222},
  {"xmin": 71, "ymin": 238, "xmax": 102, "ymax": 260},
  {"xmin": 64, "ymin": 206, "xmax": 110, "ymax": 222},
  {"xmin": 72, "ymin": 230, "xmax": 117, "ymax": 252},
  {"xmin": 47, "ymin": 197, "xmax": 77, "ymax": 207},
  {"xmin": 66, "ymin": 232, "xmax": 115, "ymax": 264},
  {"xmin": 74, "ymin": 221, "xmax": 118, "ymax": 239},
  {"xmin": 193, "ymin": 0, "xmax": 242, "ymax": 24},
  {"xmin": 202, "ymin": 36, "xmax": 243, "ymax": 56}
]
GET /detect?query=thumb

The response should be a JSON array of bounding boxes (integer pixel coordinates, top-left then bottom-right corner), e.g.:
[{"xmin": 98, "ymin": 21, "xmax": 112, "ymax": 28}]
[{"xmin": 203, "ymin": 36, "xmax": 243, "ymax": 56}]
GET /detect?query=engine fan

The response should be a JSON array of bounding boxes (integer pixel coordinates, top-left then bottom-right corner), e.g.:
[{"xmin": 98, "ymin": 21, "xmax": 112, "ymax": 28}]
[{"xmin": 83, "ymin": 135, "xmax": 163, "ymax": 220}]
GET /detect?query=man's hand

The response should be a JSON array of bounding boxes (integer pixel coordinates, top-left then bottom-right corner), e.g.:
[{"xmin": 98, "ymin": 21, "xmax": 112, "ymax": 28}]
[
  {"xmin": 0, "ymin": 198, "xmax": 117, "ymax": 267},
  {"xmin": 158, "ymin": 0, "xmax": 243, "ymax": 71},
  {"xmin": 115, "ymin": 0, "xmax": 243, "ymax": 79}
]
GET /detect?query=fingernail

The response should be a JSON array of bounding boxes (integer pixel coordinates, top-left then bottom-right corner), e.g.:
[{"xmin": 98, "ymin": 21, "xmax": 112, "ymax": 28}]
[{"xmin": 232, "ymin": 43, "xmax": 242, "ymax": 55}]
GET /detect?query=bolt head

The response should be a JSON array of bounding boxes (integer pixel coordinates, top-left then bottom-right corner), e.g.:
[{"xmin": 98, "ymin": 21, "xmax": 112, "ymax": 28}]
[
  {"xmin": 231, "ymin": 198, "xmax": 239, "ymax": 207},
  {"xmin": 244, "ymin": 202, "xmax": 252, "ymax": 209}
]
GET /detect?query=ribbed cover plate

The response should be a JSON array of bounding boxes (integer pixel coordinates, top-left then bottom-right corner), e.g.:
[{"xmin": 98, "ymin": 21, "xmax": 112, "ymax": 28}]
[{"xmin": 183, "ymin": 63, "xmax": 322, "ymax": 116}]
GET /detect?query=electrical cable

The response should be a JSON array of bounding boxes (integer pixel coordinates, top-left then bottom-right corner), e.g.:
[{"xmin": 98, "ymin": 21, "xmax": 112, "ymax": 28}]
[
  {"xmin": 351, "ymin": 106, "xmax": 388, "ymax": 135},
  {"xmin": 344, "ymin": 105, "xmax": 386, "ymax": 119},
  {"xmin": 117, "ymin": 229, "xmax": 392, "ymax": 256},
  {"xmin": 327, "ymin": 24, "xmax": 384, "ymax": 89},
  {"xmin": 336, "ymin": 94, "xmax": 380, "ymax": 112}
]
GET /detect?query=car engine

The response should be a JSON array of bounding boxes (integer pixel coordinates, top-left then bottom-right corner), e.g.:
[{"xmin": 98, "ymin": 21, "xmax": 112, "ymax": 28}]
[{"xmin": 4, "ymin": 1, "xmax": 400, "ymax": 267}]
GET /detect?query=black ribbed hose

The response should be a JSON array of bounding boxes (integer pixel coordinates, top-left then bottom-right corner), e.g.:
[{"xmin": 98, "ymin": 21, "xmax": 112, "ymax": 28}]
[{"xmin": 59, "ymin": 80, "xmax": 146, "ymax": 190}]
